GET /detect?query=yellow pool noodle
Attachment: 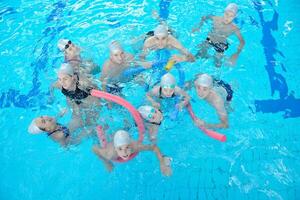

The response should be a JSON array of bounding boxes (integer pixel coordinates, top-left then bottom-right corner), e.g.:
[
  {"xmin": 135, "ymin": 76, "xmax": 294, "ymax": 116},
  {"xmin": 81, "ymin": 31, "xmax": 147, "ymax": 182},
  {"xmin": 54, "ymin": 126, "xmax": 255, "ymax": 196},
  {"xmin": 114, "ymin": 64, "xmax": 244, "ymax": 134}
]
[{"xmin": 165, "ymin": 60, "xmax": 175, "ymax": 71}]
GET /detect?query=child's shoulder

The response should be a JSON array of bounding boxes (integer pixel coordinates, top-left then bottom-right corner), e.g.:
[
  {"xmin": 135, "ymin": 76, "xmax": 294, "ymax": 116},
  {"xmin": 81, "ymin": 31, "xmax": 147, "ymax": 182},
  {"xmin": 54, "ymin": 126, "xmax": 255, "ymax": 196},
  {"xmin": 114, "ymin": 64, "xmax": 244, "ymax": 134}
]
[
  {"xmin": 212, "ymin": 15, "xmax": 221, "ymax": 21},
  {"xmin": 230, "ymin": 22, "xmax": 239, "ymax": 31},
  {"xmin": 102, "ymin": 59, "xmax": 112, "ymax": 68},
  {"xmin": 144, "ymin": 36, "xmax": 155, "ymax": 47}
]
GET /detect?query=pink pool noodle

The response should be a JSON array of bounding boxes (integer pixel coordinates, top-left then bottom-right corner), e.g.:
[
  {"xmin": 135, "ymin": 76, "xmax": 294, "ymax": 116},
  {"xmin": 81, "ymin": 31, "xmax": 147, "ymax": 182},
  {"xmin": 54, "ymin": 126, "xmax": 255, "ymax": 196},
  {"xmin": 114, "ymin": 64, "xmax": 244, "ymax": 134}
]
[
  {"xmin": 187, "ymin": 104, "xmax": 227, "ymax": 142},
  {"xmin": 91, "ymin": 89, "xmax": 145, "ymax": 143}
]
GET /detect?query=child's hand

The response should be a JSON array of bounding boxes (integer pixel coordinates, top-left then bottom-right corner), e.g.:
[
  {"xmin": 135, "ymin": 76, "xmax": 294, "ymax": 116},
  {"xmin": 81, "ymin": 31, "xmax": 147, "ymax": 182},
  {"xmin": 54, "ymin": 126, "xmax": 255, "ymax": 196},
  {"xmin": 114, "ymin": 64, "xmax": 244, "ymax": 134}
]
[
  {"xmin": 160, "ymin": 164, "xmax": 172, "ymax": 176},
  {"xmin": 170, "ymin": 55, "xmax": 184, "ymax": 63},
  {"xmin": 160, "ymin": 156, "xmax": 172, "ymax": 176},
  {"xmin": 142, "ymin": 61, "xmax": 152, "ymax": 69},
  {"xmin": 105, "ymin": 161, "xmax": 114, "ymax": 172},
  {"xmin": 195, "ymin": 118, "xmax": 205, "ymax": 127},
  {"xmin": 227, "ymin": 53, "xmax": 239, "ymax": 66},
  {"xmin": 176, "ymin": 102, "xmax": 185, "ymax": 111},
  {"xmin": 152, "ymin": 102, "xmax": 161, "ymax": 109},
  {"xmin": 186, "ymin": 53, "xmax": 195, "ymax": 62}
]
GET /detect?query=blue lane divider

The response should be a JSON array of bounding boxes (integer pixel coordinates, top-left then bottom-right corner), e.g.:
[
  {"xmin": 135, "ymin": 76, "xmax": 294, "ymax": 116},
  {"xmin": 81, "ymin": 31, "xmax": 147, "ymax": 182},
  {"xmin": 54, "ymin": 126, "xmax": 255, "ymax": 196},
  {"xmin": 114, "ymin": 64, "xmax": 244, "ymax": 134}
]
[
  {"xmin": 0, "ymin": 1, "xmax": 67, "ymax": 109},
  {"xmin": 159, "ymin": 0, "xmax": 172, "ymax": 20},
  {"xmin": 106, "ymin": 14, "xmax": 121, "ymax": 28},
  {"xmin": 252, "ymin": 1, "xmax": 300, "ymax": 118},
  {"xmin": 0, "ymin": 7, "xmax": 17, "ymax": 20}
]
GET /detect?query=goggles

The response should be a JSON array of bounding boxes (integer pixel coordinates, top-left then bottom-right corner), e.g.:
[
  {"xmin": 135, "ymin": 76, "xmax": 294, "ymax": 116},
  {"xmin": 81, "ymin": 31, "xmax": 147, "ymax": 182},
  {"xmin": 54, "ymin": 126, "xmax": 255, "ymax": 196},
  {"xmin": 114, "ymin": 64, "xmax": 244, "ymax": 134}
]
[
  {"xmin": 162, "ymin": 84, "xmax": 175, "ymax": 89},
  {"xmin": 65, "ymin": 40, "xmax": 72, "ymax": 50},
  {"xmin": 147, "ymin": 108, "xmax": 156, "ymax": 120}
]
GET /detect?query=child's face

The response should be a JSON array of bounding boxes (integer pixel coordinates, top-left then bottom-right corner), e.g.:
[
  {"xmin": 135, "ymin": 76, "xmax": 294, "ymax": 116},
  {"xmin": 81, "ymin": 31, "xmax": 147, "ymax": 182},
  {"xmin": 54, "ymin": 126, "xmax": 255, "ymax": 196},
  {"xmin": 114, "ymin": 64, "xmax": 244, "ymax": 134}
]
[
  {"xmin": 162, "ymin": 85, "xmax": 175, "ymax": 97},
  {"xmin": 147, "ymin": 108, "xmax": 163, "ymax": 123},
  {"xmin": 115, "ymin": 144, "xmax": 133, "ymax": 160},
  {"xmin": 110, "ymin": 50, "xmax": 125, "ymax": 64},
  {"xmin": 64, "ymin": 42, "xmax": 80, "ymax": 58},
  {"xmin": 223, "ymin": 11, "xmax": 235, "ymax": 24},
  {"xmin": 58, "ymin": 73, "xmax": 76, "ymax": 90},
  {"xmin": 155, "ymin": 35, "xmax": 168, "ymax": 49},
  {"xmin": 35, "ymin": 116, "xmax": 57, "ymax": 132},
  {"xmin": 195, "ymin": 84, "xmax": 210, "ymax": 99}
]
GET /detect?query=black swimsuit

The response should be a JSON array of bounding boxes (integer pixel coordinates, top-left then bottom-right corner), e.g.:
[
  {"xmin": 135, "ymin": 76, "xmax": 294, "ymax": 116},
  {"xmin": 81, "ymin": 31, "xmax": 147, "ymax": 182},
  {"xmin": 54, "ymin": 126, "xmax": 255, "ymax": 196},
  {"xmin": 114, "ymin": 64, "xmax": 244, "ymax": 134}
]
[
  {"xmin": 61, "ymin": 75, "xmax": 91, "ymax": 104},
  {"xmin": 149, "ymin": 121, "xmax": 162, "ymax": 126},
  {"xmin": 106, "ymin": 83, "xmax": 123, "ymax": 95},
  {"xmin": 213, "ymin": 79, "xmax": 233, "ymax": 101},
  {"xmin": 206, "ymin": 37, "xmax": 229, "ymax": 53},
  {"xmin": 47, "ymin": 124, "xmax": 70, "ymax": 138},
  {"xmin": 148, "ymin": 109, "xmax": 163, "ymax": 126}
]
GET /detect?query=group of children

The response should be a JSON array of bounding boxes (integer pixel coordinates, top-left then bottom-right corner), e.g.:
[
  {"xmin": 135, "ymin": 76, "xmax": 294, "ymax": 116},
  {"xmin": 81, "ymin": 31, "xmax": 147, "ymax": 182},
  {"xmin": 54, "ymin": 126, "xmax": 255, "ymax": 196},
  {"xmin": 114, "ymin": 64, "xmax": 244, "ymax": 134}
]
[{"xmin": 28, "ymin": 3, "xmax": 244, "ymax": 176}]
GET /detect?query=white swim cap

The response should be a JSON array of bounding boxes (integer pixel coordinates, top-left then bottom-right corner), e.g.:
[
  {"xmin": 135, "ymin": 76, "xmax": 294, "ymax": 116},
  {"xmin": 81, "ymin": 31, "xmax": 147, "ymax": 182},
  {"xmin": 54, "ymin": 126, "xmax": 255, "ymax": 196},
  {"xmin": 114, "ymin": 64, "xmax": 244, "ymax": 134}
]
[
  {"xmin": 113, "ymin": 130, "xmax": 131, "ymax": 147},
  {"xmin": 225, "ymin": 3, "xmax": 238, "ymax": 16},
  {"xmin": 57, "ymin": 63, "xmax": 74, "ymax": 75},
  {"xmin": 154, "ymin": 25, "xmax": 168, "ymax": 37},
  {"xmin": 28, "ymin": 119, "xmax": 43, "ymax": 134},
  {"xmin": 161, "ymin": 73, "xmax": 176, "ymax": 87},
  {"xmin": 57, "ymin": 39, "xmax": 70, "ymax": 51},
  {"xmin": 109, "ymin": 40, "xmax": 123, "ymax": 53},
  {"xmin": 138, "ymin": 105, "xmax": 155, "ymax": 120},
  {"xmin": 195, "ymin": 73, "xmax": 213, "ymax": 88}
]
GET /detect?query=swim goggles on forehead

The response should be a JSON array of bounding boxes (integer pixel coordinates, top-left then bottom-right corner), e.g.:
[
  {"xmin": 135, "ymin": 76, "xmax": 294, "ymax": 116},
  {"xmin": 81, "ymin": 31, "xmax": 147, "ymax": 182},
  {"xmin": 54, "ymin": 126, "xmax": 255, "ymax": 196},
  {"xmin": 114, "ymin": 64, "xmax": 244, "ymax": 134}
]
[
  {"xmin": 147, "ymin": 108, "xmax": 156, "ymax": 120},
  {"xmin": 162, "ymin": 84, "xmax": 175, "ymax": 89},
  {"xmin": 65, "ymin": 40, "xmax": 72, "ymax": 49}
]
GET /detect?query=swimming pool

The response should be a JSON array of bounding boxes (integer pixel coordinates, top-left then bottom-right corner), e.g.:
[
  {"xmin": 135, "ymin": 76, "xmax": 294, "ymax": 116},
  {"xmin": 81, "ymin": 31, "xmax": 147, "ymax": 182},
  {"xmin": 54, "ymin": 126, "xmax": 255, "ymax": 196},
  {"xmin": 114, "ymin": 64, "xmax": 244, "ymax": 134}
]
[{"xmin": 0, "ymin": 0, "xmax": 299, "ymax": 199}]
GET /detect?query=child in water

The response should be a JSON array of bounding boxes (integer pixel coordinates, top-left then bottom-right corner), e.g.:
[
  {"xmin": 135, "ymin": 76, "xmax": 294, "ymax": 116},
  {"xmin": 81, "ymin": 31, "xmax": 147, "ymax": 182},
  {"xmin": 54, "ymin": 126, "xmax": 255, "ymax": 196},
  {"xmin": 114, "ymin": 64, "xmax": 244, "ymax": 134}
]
[
  {"xmin": 57, "ymin": 39, "xmax": 100, "ymax": 74},
  {"xmin": 146, "ymin": 73, "xmax": 190, "ymax": 111},
  {"xmin": 92, "ymin": 129, "xmax": 172, "ymax": 176},
  {"xmin": 52, "ymin": 63, "xmax": 101, "ymax": 131},
  {"xmin": 193, "ymin": 73, "xmax": 233, "ymax": 129},
  {"xmin": 138, "ymin": 105, "xmax": 163, "ymax": 143},
  {"xmin": 192, "ymin": 3, "xmax": 245, "ymax": 67},
  {"xmin": 140, "ymin": 24, "xmax": 195, "ymax": 64},
  {"xmin": 100, "ymin": 40, "xmax": 151, "ymax": 95},
  {"xmin": 28, "ymin": 115, "xmax": 92, "ymax": 147}
]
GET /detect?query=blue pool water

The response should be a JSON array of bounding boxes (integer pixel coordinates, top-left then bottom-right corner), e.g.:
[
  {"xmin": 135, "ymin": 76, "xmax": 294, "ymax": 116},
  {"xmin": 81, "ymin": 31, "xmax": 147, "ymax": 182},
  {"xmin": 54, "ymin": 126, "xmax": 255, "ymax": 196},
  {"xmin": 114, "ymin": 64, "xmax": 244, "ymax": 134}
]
[{"xmin": 1, "ymin": 0, "xmax": 300, "ymax": 199}]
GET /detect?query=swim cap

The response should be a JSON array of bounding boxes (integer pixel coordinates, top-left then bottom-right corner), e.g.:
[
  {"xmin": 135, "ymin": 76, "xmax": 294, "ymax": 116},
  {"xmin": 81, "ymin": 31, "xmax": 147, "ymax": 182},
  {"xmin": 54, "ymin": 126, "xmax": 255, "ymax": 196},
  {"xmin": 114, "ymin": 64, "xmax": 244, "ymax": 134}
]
[
  {"xmin": 161, "ymin": 73, "xmax": 176, "ymax": 87},
  {"xmin": 57, "ymin": 63, "xmax": 74, "ymax": 75},
  {"xmin": 138, "ymin": 105, "xmax": 155, "ymax": 120},
  {"xmin": 154, "ymin": 25, "xmax": 168, "ymax": 37},
  {"xmin": 225, "ymin": 3, "xmax": 238, "ymax": 16},
  {"xmin": 28, "ymin": 119, "xmax": 43, "ymax": 134},
  {"xmin": 195, "ymin": 74, "xmax": 213, "ymax": 88},
  {"xmin": 57, "ymin": 39, "xmax": 70, "ymax": 51},
  {"xmin": 113, "ymin": 130, "xmax": 131, "ymax": 147},
  {"xmin": 109, "ymin": 40, "xmax": 123, "ymax": 53}
]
